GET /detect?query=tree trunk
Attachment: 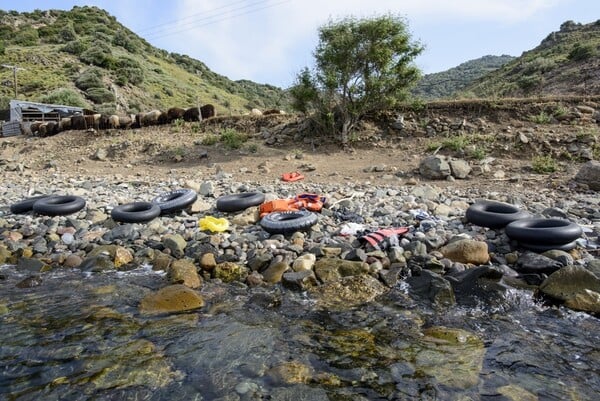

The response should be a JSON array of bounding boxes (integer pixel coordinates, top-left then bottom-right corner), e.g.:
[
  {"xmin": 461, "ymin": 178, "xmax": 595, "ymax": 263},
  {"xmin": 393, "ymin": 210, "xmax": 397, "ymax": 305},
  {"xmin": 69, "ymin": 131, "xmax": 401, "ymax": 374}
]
[{"xmin": 340, "ymin": 117, "xmax": 352, "ymax": 145}]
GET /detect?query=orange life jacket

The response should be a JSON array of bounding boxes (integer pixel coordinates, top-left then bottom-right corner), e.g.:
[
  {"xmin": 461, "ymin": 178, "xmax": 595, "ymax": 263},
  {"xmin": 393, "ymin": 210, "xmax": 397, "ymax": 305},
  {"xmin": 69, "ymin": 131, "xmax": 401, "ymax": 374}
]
[{"xmin": 259, "ymin": 193, "xmax": 326, "ymax": 217}]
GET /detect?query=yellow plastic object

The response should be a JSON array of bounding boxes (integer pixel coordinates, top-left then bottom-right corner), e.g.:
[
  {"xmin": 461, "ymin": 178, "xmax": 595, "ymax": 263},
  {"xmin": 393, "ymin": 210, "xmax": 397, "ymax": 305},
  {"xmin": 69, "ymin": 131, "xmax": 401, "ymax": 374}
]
[{"xmin": 199, "ymin": 216, "xmax": 229, "ymax": 232}]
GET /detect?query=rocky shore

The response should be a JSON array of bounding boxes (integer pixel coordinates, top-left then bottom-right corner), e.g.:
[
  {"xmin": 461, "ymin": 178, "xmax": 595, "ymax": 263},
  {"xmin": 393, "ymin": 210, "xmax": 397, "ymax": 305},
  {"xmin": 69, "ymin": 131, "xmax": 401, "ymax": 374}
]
[{"xmin": 1, "ymin": 165, "xmax": 600, "ymax": 315}]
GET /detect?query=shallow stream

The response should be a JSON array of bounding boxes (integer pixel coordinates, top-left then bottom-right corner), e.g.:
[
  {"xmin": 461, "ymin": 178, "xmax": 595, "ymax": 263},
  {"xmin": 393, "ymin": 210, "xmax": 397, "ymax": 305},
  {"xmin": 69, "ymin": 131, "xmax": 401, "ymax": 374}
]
[{"xmin": 1, "ymin": 265, "xmax": 599, "ymax": 400}]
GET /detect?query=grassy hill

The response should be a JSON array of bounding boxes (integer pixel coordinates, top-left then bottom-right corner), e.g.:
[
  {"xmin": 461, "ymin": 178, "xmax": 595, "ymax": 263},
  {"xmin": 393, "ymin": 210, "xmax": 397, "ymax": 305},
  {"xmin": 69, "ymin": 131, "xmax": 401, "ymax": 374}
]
[
  {"xmin": 412, "ymin": 55, "xmax": 515, "ymax": 100},
  {"xmin": 0, "ymin": 6, "xmax": 289, "ymax": 115},
  {"xmin": 464, "ymin": 20, "xmax": 600, "ymax": 98}
]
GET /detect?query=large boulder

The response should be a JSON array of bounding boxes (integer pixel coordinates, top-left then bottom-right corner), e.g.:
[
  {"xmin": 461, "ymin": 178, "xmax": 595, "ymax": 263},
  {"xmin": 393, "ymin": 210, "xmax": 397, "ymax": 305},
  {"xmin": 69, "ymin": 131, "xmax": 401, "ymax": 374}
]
[
  {"xmin": 406, "ymin": 269, "xmax": 456, "ymax": 306},
  {"xmin": 540, "ymin": 265, "xmax": 600, "ymax": 314},
  {"xmin": 439, "ymin": 239, "xmax": 489, "ymax": 265},
  {"xmin": 419, "ymin": 155, "xmax": 451, "ymax": 179},
  {"xmin": 574, "ymin": 160, "xmax": 600, "ymax": 190}
]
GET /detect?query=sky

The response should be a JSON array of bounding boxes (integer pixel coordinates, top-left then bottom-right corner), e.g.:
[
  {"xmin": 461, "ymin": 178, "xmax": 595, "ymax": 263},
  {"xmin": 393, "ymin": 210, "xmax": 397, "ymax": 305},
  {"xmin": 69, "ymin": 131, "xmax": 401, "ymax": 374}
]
[{"xmin": 3, "ymin": 0, "xmax": 600, "ymax": 88}]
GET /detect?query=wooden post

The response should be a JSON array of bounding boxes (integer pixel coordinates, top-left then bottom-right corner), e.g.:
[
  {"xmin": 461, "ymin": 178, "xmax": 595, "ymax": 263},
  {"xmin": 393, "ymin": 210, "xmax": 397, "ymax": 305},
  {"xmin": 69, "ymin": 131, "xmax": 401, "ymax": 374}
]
[
  {"xmin": 2, "ymin": 64, "xmax": 25, "ymax": 99},
  {"xmin": 197, "ymin": 96, "xmax": 202, "ymax": 121}
]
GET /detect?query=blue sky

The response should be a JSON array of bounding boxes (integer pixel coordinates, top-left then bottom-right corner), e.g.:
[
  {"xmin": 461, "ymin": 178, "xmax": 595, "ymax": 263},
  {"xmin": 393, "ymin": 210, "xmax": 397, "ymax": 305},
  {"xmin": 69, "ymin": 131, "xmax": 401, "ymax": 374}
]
[{"xmin": 3, "ymin": 0, "xmax": 600, "ymax": 88}]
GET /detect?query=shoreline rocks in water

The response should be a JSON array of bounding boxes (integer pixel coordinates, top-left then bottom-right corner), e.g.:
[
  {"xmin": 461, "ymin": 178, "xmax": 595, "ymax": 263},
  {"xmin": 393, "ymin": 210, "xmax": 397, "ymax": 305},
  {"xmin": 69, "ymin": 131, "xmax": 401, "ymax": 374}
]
[{"xmin": 1, "ymin": 170, "xmax": 599, "ymax": 315}]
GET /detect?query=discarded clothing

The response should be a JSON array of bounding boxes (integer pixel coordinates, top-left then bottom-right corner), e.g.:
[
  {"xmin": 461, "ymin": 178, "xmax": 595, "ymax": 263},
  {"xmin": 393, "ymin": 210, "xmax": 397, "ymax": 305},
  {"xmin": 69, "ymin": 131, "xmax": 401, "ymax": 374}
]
[{"xmin": 359, "ymin": 227, "xmax": 409, "ymax": 251}]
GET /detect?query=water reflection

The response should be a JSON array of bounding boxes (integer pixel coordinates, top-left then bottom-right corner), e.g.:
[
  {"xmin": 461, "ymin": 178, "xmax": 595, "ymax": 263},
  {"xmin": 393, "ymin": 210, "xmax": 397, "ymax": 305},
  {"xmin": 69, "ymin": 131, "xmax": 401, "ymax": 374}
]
[{"xmin": 1, "ymin": 265, "xmax": 599, "ymax": 400}]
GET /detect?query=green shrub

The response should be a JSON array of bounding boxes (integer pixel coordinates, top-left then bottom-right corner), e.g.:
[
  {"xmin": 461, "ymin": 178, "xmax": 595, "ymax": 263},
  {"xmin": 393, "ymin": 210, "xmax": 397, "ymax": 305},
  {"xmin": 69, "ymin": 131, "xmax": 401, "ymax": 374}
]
[
  {"xmin": 530, "ymin": 111, "xmax": 552, "ymax": 124},
  {"xmin": 62, "ymin": 39, "xmax": 88, "ymax": 55},
  {"xmin": 517, "ymin": 75, "xmax": 542, "ymax": 93},
  {"xmin": 201, "ymin": 134, "xmax": 219, "ymax": 146},
  {"xmin": 59, "ymin": 23, "xmax": 77, "ymax": 42},
  {"xmin": 0, "ymin": 40, "xmax": 4, "ymax": 55},
  {"xmin": 568, "ymin": 43, "xmax": 597, "ymax": 61},
  {"xmin": 80, "ymin": 44, "xmax": 115, "ymax": 69},
  {"xmin": 554, "ymin": 104, "xmax": 569, "ymax": 118},
  {"xmin": 75, "ymin": 68, "xmax": 103, "ymax": 90},
  {"xmin": 441, "ymin": 134, "xmax": 470, "ymax": 152},
  {"xmin": 94, "ymin": 103, "xmax": 116, "ymax": 114},
  {"xmin": 469, "ymin": 147, "xmax": 487, "ymax": 160},
  {"xmin": 39, "ymin": 89, "xmax": 88, "ymax": 107},
  {"xmin": 114, "ymin": 57, "xmax": 144, "ymax": 86},
  {"xmin": 38, "ymin": 24, "xmax": 61, "ymax": 43},
  {"xmin": 220, "ymin": 128, "xmax": 248, "ymax": 149},
  {"xmin": 0, "ymin": 25, "xmax": 13, "ymax": 41},
  {"xmin": 532, "ymin": 155, "xmax": 557, "ymax": 173},
  {"xmin": 13, "ymin": 27, "xmax": 39, "ymax": 46},
  {"xmin": 113, "ymin": 30, "xmax": 139, "ymax": 53},
  {"xmin": 85, "ymin": 87, "xmax": 115, "ymax": 104},
  {"xmin": 0, "ymin": 95, "xmax": 11, "ymax": 109},
  {"xmin": 522, "ymin": 57, "xmax": 556, "ymax": 74}
]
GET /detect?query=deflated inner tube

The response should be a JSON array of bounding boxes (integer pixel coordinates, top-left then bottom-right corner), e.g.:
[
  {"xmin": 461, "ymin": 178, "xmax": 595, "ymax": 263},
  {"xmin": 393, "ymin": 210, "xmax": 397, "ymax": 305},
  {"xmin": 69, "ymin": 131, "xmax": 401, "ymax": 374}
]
[
  {"xmin": 517, "ymin": 240, "xmax": 578, "ymax": 252},
  {"xmin": 505, "ymin": 218, "xmax": 582, "ymax": 245},
  {"xmin": 10, "ymin": 195, "xmax": 52, "ymax": 214},
  {"xmin": 260, "ymin": 210, "xmax": 317, "ymax": 234},
  {"xmin": 32, "ymin": 195, "xmax": 86, "ymax": 216},
  {"xmin": 152, "ymin": 189, "xmax": 198, "ymax": 214},
  {"xmin": 217, "ymin": 192, "xmax": 266, "ymax": 212},
  {"xmin": 111, "ymin": 202, "xmax": 161, "ymax": 223},
  {"xmin": 465, "ymin": 200, "xmax": 530, "ymax": 229}
]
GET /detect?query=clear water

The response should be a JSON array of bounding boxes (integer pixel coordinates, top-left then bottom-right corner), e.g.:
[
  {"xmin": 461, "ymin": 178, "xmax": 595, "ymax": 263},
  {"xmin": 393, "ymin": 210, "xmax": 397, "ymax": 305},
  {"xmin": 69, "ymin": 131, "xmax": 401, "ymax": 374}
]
[{"xmin": 1, "ymin": 265, "xmax": 599, "ymax": 400}]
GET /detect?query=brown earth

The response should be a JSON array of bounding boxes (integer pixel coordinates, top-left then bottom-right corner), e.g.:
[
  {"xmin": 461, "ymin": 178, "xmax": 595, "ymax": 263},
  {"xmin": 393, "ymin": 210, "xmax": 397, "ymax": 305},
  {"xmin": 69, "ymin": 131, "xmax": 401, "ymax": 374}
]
[{"xmin": 1, "ymin": 99, "xmax": 598, "ymax": 194}]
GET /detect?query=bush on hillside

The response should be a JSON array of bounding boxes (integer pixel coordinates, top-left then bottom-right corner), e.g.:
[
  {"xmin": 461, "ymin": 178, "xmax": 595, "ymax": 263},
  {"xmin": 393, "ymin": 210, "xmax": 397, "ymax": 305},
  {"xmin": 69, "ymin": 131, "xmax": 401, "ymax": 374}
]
[
  {"xmin": 94, "ymin": 103, "xmax": 116, "ymax": 115},
  {"xmin": 75, "ymin": 68, "xmax": 104, "ymax": 90},
  {"xmin": 517, "ymin": 75, "xmax": 542, "ymax": 94},
  {"xmin": 80, "ymin": 44, "xmax": 115, "ymax": 69},
  {"xmin": 62, "ymin": 39, "xmax": 88, "ymax": 55},
  {"xmin": 0, "ymin": 40, "xmax": 4, "ymax": 55},
  {"xmin": 113, "ymin": 30, "xmax": 140, "ymax": 53},
  {"xmin": 85, "ymin": 87, "xmax": 114, "ymax": 104},
  {"xmin": 0, "ymin": 25, "xmax": 13, "ymax": 41},
  {"xmin": 115, "ymin": 67, "xmax": 144, "ymax": 86},
  {"xmin": 568, "ymin": 43, "xmax": 597, "ymax": 61},
  {"xmin": 523, "ymin": 57, "xmax": 556, "ymax": 75},
  {"xmin": 59, "ymin": 23, "xmax": 77, "ymax": 42},
  {"xmin": 38, "ymin": 24, "xmax": 61, "ymax": 43},
  {"xmin": 13, "ymin": 27, "xmax": 39, "ymax": 46},
  {"xmin": 114, "ymin": 57, "xmax": 144, "ymax": 86},
  {"xmin": 39, "ymin": 88, "xmax": 88, "ymax": 108}
]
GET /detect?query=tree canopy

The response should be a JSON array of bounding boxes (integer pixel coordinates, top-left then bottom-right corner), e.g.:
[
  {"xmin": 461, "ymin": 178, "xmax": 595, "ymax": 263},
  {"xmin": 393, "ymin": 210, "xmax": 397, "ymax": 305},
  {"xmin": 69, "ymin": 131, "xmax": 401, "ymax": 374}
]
[{"xmin": 290, "ymin": 14, "xmax": 423, "ymax": 144}]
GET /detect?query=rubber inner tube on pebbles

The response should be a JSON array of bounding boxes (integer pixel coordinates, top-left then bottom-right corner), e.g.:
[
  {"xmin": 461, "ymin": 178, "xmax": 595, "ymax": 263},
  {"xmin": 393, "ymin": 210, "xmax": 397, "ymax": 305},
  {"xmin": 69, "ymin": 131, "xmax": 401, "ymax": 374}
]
[
  {"xmin": 517, "ymin": 240, "xmax": 578, "ymax": 252},
  {"xmin": 465, "ymin": 200, "xmax": 530, "ymax": 229},
  {"xmin": 505, "ymin": 218, "xmax": 582, "ymax": 245},
  {"xmin": 216, "ymin": 192, "xmax": 266, "ymax": 212},
  {"xmin": 260, "ymin": 210, "xmax": 317, "ymax": 234},
  {"xmin": 152, "ymin": 189, "xmax": 198, "ymax": 214},
  {"xmin": 111, "ymin": 202, "xmax": 161, "ymax": 223},
  {"xmin": 10, "ymin": 195, "xmax": 52, "ymax": 214},
  {"xmin": 32, "ymin": 195, "xmax": 86, "ymax": 216}
]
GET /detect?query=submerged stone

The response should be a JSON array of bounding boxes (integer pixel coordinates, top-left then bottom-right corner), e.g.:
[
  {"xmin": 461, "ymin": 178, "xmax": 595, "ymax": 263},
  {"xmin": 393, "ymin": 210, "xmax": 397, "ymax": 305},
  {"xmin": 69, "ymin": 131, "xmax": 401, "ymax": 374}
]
[
  {"xmin": 139, "ymin": 284, "xmax": 204, "ymax": 314},
  {"xmin": 417, "ymin": 326, "xmax": 484, "ymax": 389},
  {"xmin": 309, "ymin": 274, "xmax": 386, "ymax": 310}
]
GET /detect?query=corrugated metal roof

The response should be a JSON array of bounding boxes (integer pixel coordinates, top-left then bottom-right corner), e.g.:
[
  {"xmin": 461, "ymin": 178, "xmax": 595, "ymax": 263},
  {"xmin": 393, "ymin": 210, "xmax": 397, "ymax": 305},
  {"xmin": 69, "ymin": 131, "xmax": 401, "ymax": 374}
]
[{"xmin": 9, "ymin": 100, "xmax": 83, "ymax": 121}]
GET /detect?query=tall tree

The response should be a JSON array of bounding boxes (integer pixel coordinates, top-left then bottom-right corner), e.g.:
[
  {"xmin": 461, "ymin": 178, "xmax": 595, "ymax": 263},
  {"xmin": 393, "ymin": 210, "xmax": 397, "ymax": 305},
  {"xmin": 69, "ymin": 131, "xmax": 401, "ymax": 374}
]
[{"xmin": 290, "ymin": 14, "xmax": 423, "ymax": 144}]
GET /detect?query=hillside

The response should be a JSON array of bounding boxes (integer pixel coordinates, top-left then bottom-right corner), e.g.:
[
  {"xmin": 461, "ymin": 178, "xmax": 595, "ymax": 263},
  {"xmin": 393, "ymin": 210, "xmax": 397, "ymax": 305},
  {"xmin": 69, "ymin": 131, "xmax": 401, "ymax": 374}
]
[
  {"xmin": 464, "ymin": 20, "xmax": 600, "ymax": 98},
  {"xmin": 0, "ymin": 6, "xmax": 289, "ymax": 115},
  {"xmin": 412, "ymin": 55, "xmax": 515, "ymax": 100}
]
